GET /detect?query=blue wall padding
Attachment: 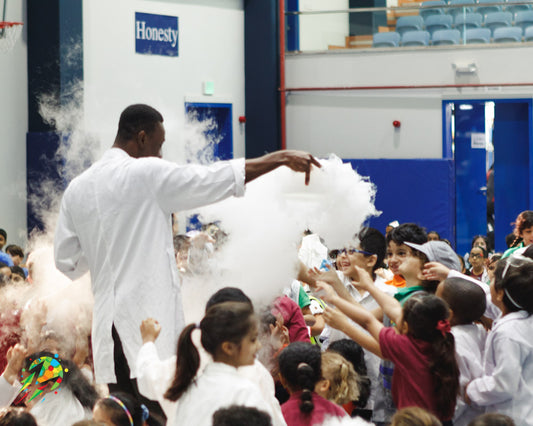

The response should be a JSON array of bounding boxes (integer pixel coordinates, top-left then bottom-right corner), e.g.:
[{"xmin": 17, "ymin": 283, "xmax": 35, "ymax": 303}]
[
  {"xmin": 26, "ymin": 132, "xmax": 67, "ymax": 233},
  {"xmin": 493, "ymin": 101, "xmax": 532, "ymax": 253},
  {"xmin": 345, "ymin": 159, "xmax": 456, "ymax": 247},
  {"xmin": 244, "ymin": 0, "xmax": 281, "ymax": 158},
  {"xmin": 453, "ymin": 103, "xmax": 487, "ymax": 257}
]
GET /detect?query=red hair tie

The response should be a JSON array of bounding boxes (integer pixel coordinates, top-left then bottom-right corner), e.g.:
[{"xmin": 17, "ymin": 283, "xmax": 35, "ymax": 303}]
[{"xmin": 436, "ymin": 319, "xmax": 451, "ymax": 336}]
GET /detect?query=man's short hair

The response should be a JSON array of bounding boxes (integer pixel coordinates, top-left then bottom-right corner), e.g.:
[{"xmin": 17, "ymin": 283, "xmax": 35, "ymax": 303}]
[
  {"xmin": 0, "ymin": 229, "xmax": 6, "ymax": 240},
  {"xmin": 116, "ymin": 104, "xmax": 163, "ymax": 141}
]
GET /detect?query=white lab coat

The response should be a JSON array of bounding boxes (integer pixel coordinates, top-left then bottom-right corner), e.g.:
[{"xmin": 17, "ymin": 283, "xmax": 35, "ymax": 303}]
[
  {"xmin": 135, "ymin": 342, "xmax": 287, "ymax": 426},
  {"xmin": 467, "ymin": 310, "xmax": 533, "ymax": 424},
  {"xmin": 169, "ymin": 362, "xmax": 275, "ymax": 426},
  {"xmin": 451, "ymin": 323, "xmax": 486, "ymax": 426},
  {"xmin": 54, "ymin": 148, "xmax": 245, "ymax": 383}
]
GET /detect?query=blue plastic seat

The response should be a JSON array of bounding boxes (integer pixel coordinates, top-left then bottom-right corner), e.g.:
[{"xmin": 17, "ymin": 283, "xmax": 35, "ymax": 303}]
[
  {"xmin": 524, "ymin": 25, "xmax": 533, "ymax": 39},
  {"xmin": 454, "ymin": 12, "xmax": 483, "ymax": 34},
  {"xmin": 425, "ymin": 14, "xmax": 454, "ymax": 35},
  {"xmin": 484, "ymin": 11, "xmax": 513, "ymax": 33},
  {"xmin": 476, "ymin": 0, "xmax": 504, "ymax": 17},
  {"xmin": 420, "ymin": 1, "xmax": 447, "ymax": 19},
  {"xmin": 493, "ymin": 26, "xmax": 523, "ymax": 40},
  {"xmin": 514, "ymin": 10, "xmax": 533, "ymax": 30},
  {"xmin": 401, "ymin": 30, "xmax": 431, "ymax": 46},
  {"xmin": 373, "ymin": 31, "xmax": 401, "ymax": 47},
  {"xmin": 447, "ymin": 0, "xmax": 476, "ymax": 17},
  {"xmin": 464, "ymin": 27, "xmax": 492, "ymax": 42},
  {"xmin": 396, "ymin": 16, "xmax": 425, "ymax": 35},
  {"xmin": 506, "ymin": 0, "xmax": 532, "ymax": 15},
  {"xmin": 432, "ymin": 28, "xmax": 462, "ymax": 44}
]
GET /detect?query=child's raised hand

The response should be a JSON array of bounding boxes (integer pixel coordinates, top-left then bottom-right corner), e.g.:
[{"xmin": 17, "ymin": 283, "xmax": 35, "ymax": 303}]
[
  {"xmin": 323, "ymin": 306, "xmax": 350, "ymax": 332},
  {"xmin": 423, "ymin": 262, "xmax": 450, "ymax": 282},
  {"xmin": 4, "ymin": 343, "xmax": 27, "ymax": 384},
  {"xmin": 350, "ymin": 266, "xmax": 373, "ymax": 290},
  {"xmin": 269, "ymin": 320, "xmax": 290, "ymax": 350},
  {"xmin": 314, "ymin": 281, "xmax": 337, "ymax": 303},
  {"xmin": 140, "ymin": 318, "xmax": 161, "ymax": 344},
  {"xmin": 310, "ymin": 266, "xmax": 342, "ymax": 287}
]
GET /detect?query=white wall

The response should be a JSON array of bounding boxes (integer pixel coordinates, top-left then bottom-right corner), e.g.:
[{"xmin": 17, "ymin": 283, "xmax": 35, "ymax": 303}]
[
  {"xmin": 285, "ymin": 46, "xmax": 533, "ymax": 158},
  {"xmin": 0, "ymin": 0, "xmax": 27, "ymax": 246},
  {"xmin": 83, "ymin": 0, "xmax": 246, "ymax": 161},
  {"xmin": 287, "ymin": 92, "xmax": 442, "ymax": 158},
  {"xmin": 298, "ymin": 0, "xmax": 349, "ymax": 51}
]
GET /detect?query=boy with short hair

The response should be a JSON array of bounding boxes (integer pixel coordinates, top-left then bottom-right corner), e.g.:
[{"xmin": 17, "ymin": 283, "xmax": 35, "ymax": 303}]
[{"xmin": 385, "ymin": 223, "xmax": 428, "ymax": 289}]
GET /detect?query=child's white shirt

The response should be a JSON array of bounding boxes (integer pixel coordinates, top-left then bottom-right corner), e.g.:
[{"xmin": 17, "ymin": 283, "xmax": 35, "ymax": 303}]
[
  {"xmin": 170, "ymin": 362, "xmax": 273, "ymax": 426},
  {"xmin": 451, "ymin": 323, "xmax": 486, "ymax": 426},
  {"xmin": 467, "ymin": 310, "xmax": 533, "ymax": 425},
  {"xmin": 136, "ymin": 342, "xmax": 286, "ymax": 426}
]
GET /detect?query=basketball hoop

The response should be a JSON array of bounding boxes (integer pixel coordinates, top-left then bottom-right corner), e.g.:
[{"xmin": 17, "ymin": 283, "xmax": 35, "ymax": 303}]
[{"xmin": 0, "ymin": 21, "xmax": 23, "ymax": 53}]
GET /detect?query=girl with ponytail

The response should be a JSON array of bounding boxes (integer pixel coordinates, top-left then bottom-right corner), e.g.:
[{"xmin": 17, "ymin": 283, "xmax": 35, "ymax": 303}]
[
  {"xmin": 278, "ymin": 342, "xmax": 346, "ymax": 425},
  {"xmin": 319, "ymin": 273, "xmax": 459, "ymax": 424},
  {"xmin": 164, "ymin": 301, "xmax": 273, "ymax": 426}
]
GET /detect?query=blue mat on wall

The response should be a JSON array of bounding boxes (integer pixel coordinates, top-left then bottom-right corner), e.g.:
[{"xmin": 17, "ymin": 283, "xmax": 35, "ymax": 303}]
[{"xmin": 345, "ymin": 159, "xmax": 455, "ymax": 247}]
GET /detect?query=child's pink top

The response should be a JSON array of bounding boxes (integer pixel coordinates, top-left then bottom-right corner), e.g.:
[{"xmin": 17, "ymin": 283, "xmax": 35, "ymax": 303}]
[
  {"xmin": 281, "ymin": 391, "xmax": 346, "ymax": 426},
  {"xmin": 272, "ymin": 296, "xmax": 310, "ymax": 343},
  {"xmin": 379, "ymin": 327, "xmax": 453, "ymax": 421}
]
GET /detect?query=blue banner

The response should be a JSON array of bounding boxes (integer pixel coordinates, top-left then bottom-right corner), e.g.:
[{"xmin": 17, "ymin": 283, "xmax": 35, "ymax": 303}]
[{"xmin": 135, "ymin": 12, "xmax": 178, "ymax": 57}]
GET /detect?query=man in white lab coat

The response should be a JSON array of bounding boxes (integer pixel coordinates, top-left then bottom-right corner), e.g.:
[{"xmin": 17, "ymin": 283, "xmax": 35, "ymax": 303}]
[{"xmin": 53, "ymin": 104, "xmax": 319, "ymax": 416}]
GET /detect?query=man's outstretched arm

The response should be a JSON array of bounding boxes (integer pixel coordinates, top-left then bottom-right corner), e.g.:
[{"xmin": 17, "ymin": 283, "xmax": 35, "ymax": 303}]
[{"xmin": 245, "ymin": 150, "xmax": 321, "ymax": 185}]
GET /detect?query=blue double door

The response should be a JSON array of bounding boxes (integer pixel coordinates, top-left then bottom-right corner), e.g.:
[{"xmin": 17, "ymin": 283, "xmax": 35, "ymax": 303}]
[{"xmin": 444, "ymin": 99, "xmax": 533, "ymax": 255}]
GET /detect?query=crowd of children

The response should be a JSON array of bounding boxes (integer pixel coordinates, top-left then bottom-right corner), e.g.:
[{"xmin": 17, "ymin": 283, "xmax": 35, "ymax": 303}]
[{"xmin": 0, "ymin": 207, "xmax": 532, "ymax": 426}]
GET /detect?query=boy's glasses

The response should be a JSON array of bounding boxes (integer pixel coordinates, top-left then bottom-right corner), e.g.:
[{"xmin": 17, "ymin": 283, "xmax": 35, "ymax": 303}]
[
  {"xmin": 470, "ymin": 253, "xmax": 484, "ymax": 259},
  {"xmin": 330, "ymin": 248, "xmax": 374, "ymax": 258}
]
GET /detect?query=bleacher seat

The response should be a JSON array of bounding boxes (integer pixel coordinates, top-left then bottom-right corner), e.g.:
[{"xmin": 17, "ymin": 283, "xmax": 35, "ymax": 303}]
[
  {"xmin": 484, "ymin": 11, "xmax": 513, "ymax": 33},
  {"xmin": 454, "ymin": 12, "xmax": 483, "ymax": 34},
  {"xmin": 506, "ymin": 0, "xmax": 532, "ymax": 15},
  {"xmin": 447, "ymin": 0, "xmax": 476, "ymax": 17},
  {"xmin": 401, "ymin": 30, "xmax": 431, "ymax": 46},
  {"xmin": 476, "ymin": 0, "xmax": 504, "ymax": 18},
  {"xmin": 493, "ymin": 26, "xmax": 523, "ymax": 41},
  {"xmin": 524, "ymin": 25, "xmax": 533, "ymax": 40},
  {"xmin": 396, "ymin": 16, "xmax": 425, "ymax": 35},
  {"xmin": 373, "ymin": 32, "xmax": 401, "ymax": 47},
  {"xmin": 432, "ymin": 28, "xmax": 462, "ymax": 44},
  {"xmin": 425, "ymin": 14, "xmax": 454, "ymax": 35},
  {"xmin": 514, "ymin": 10, "xmax": 533, "ymax": 30},
  {"xmin": 464, "ymin": 27, "xmax": 492, "ymax": 42},
  {"xmin": 420, "ymin": 1, "xmax": 447, "ymax": 19}
]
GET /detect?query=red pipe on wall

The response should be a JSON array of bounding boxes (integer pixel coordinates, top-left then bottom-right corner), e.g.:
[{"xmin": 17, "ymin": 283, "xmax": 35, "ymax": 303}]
[
  {"xmin": 279, "ymin": 0, "xmax": 286, "ymax": 150},
  {"xmin": 282, "ymin": 82, "xmax": 533, "ymax": 92}
]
